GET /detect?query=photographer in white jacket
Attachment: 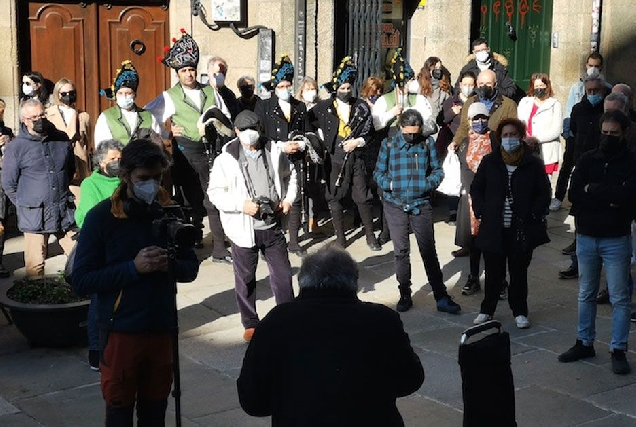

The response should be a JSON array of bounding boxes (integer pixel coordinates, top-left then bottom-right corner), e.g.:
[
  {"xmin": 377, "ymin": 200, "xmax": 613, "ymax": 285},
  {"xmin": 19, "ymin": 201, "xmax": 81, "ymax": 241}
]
[{"xmin": 208, "ymin": 110, "xmax": 297, "ymax": 342}]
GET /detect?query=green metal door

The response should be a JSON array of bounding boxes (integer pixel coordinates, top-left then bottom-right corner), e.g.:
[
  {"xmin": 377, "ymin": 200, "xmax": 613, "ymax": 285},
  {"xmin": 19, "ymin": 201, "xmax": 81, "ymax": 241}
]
[{"xmin": 477, "ymin": 0, "xmax": 553, "ymax": 93}]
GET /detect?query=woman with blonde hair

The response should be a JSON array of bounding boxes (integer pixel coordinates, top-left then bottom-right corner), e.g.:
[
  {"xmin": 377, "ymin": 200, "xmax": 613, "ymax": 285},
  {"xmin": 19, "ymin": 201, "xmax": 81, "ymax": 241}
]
[
  {"xmin": 46, "ymin": 78, "xmax": 92, "ymax": 201},
  {"xmin": 296, "ymin": 76, "xmax": 320, "ymax": 110}
]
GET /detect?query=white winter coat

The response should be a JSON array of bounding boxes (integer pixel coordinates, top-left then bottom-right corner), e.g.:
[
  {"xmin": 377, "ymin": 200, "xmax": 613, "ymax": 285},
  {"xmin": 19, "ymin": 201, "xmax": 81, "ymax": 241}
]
[
  {"xmin": 208, "ymin": 138, "xmax": 297, "ymax": 248},
  {"xmin": 517, "ymin": 97, "xmax": 563, "ymax": 165}
]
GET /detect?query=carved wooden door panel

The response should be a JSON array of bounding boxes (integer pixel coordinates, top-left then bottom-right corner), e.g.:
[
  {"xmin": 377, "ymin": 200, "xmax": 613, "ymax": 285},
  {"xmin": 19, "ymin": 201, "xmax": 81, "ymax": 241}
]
[
  {"xmin": 25, "ymin": 2, "xmax": 169, "ymax": 125},
  {"xmin": 27, "ymin": 3, "xmax": 99, "ymax": 117},
  {"xmin": 97, "ymin": 5, "xmax": 170, "ymax": 112}
]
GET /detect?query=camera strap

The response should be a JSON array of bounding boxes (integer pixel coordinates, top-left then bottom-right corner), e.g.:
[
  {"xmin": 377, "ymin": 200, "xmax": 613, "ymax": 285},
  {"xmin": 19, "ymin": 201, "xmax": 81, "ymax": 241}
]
[{"xmin": 238, "ymin": 146, "xmax": 277, "ymax": 200}]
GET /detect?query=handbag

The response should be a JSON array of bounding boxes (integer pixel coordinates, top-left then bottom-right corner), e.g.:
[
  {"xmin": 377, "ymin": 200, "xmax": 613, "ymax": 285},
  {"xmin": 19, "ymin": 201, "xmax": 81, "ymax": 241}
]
[{"xmin": 436, "ymin": 151, "xmax": 462, "ymax": 196}]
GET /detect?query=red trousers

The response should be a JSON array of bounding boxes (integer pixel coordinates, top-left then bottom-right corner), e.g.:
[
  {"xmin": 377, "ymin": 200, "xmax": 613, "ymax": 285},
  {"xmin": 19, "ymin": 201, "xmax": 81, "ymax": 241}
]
[{"xmin": 101, "ymin": 332, "xmax": 173, "ymax": 407}]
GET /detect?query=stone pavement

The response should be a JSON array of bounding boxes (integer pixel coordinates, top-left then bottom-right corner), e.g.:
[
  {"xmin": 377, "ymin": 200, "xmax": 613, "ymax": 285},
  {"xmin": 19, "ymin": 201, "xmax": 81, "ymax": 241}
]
[{"xmin": 0, "ymin": 204, "xmax": 635, "ymax": 426}]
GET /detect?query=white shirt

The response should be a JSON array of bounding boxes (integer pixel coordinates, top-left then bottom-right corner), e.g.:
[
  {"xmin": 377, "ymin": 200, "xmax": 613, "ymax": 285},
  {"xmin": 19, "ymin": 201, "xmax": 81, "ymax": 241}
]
[
  {"xmin": 278, "ymin": 98, "xmax": 291, "ymax": 120},
  {"xmin": 58, "ymin": 105, "xmax": 76, "ymax": 126},
  {"xmin": 144, "ymin": 84, "xmax": 230, "ymax": 137},
  {"xmin": 372, "ymin": 92, "xmax": 434, "ymax": 130},
  {"xmin": 93, "ymin": 107, "xmax": 163, "ymax": 149}
]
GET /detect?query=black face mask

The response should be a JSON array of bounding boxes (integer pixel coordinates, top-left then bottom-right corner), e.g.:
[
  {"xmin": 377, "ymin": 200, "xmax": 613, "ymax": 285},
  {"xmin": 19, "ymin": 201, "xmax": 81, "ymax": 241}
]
[
  {"xmin": 432, "ymin": 69, "xmax": 443, "ymax": 80},
  {"xmin": 104, "ymin": 160, "xmax": 120, "ymax": 178},
  {"xmin": 32, "ymin": 117, "xmax": 52, "ymax": 135},
  {"xmin": 402, "ymin": 133, "xmax": 422, "ymax": 144},
  {"xmin": 239, "ymin": 86, "xmax": 254, "ymax": 98},
  {"xmin": 60, "ymin": 93, "xmax": 77, "ymax": 106},
  {"xmin": 477, "ymin": 86, "xmax": 494, "ymax": 100},
  {"xmin": 534, "ymin": 88, "xmax": 547, "ymax": 99},
  {"xmin": 336, "ymin": 90, "xmax": 352, "ymax": 102},
  {"xmin": 599, "ymin": 134, "xmax": 622, "ymax": 156}
]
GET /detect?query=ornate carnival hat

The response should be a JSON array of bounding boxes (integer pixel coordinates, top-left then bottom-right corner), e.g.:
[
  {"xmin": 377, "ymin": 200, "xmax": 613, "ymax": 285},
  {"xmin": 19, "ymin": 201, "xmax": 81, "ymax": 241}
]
[
  {"xmin": 262, "ymin": 55, "xmax": 294, "ymax": 91},
  {"xmin": 99, "ymin": 60, "xmax": 139, "ymax": 100},
  {"xmin": 390, "ymin": 48, "xmax": 414, "ymax": 88},
  {"xmin": 159, "ymin": 28, "xmax": 199, "ymax": 70},
  {"xmin": 323, "ymin": 56, "xmax": 357, "ymax": 93}
]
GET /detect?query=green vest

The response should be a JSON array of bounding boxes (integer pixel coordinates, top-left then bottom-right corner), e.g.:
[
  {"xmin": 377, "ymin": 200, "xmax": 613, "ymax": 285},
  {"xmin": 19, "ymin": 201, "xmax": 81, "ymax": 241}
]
[
  {"xmin": 383, "ymin": 90, "xmax": 419, "ymax": 128},
  {"xmin": 103, "ymin": 106, "xmax": 153, "ymax": 145},
  {"xmin": 166, "ymin": 84, "xmax": 217, "ymax": 142}
]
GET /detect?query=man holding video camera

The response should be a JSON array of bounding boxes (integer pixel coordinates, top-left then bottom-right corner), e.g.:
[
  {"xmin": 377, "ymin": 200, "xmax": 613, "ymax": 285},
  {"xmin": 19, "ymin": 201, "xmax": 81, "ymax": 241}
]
[
  {"xmin": 72, "ymin": 139, "xmax": 199, "ymax": 426},
  {"xmin": 209, "ymin": 110, "xmax": 296, "ymax": 342}
]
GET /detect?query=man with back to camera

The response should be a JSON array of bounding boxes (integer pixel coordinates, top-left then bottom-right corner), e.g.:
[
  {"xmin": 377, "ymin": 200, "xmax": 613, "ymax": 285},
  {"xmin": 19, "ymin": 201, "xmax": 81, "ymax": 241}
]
[
  {"xmin": 374, "ymin": 109, "xmax": 461, "ymax": 315},
  {"xmin": 145, "ymin": 29, "xmax": 233, "ymax": 262},
  {"xmin": 208, "ymin": 110, "xmax": 296, "ymax": 342},
  {"xmin": 237, "ymin": 246, "xmax": 424, "ymax": 427},
  {"xmin": 72, "ymin": 138, "xmax": 199, "ymax": 425}
]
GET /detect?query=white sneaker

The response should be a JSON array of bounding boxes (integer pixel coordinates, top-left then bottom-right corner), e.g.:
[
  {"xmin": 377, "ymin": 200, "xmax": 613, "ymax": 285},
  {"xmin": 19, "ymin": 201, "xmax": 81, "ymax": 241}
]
[
  {"xmin": 515, "ymin": 315, "xmax": 531, "ymax": 329},
  {"xmin": 549, "ymin": 198, "xmax": 562, "ymax": 211},
  {"xmin": 473, "ymin": 313, "xmax": 492, "ymax": 325}
]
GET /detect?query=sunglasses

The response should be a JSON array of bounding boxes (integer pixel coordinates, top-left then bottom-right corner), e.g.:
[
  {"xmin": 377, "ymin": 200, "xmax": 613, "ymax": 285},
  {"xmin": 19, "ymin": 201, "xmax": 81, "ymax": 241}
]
[{"xmin": 60, "ymin": 90, "xmax": 77, "ymax": 97}]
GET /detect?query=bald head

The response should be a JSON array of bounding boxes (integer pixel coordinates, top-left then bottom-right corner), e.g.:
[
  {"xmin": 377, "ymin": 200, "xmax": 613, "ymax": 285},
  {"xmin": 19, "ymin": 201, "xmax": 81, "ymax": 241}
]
[
  {"xmin": 477, "ymin": 69, "xmax": 497, "ymax": 88},
  {"xmin": 612, "ymin": 84, "xmax": 633, "ymax": 107}
]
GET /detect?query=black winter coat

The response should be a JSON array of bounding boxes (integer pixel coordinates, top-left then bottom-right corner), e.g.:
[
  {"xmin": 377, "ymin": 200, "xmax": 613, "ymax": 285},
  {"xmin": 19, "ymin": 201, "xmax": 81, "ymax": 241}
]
[
  {"xmin": 570, "ymin": 96, "xmax": 604, "ymax": 154},
  {"xmin": 237, "ymin": 288, "xmax": 424, "ymax": 427},
  {"xmin": 2, "ymin": 125, "xmax": 75, "ymax": 233},
  {"xmin": 455, "ymin": 58, "xmax": 518, "ymax": 100},
  {"xmin": 254, "ymin": 95, "xmax": 309, "ymax": 143},
  {"xmin": 470, "ymin": 146, "xmax": 551, "ymax": 254},
  {"xmin": 569, "ymin": 145, "xmax": 636, "ymax": 238}
]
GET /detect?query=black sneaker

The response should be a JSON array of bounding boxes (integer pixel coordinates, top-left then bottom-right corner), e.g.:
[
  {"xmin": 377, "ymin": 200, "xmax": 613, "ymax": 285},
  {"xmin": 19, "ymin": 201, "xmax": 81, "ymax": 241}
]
[
  {"xmin": 499, "ymin": 280, "xmax": 508, "ymax": 300},
  {"xmin": 88, "ymin": 350, "xmax": 100, "ymax": 372},
  {"xmin": 611, "ymin": 350, "xmax": 631, "ymax": 374},
  {"xmin": 558, "ymin": 339, "xmax": 595, "ymax": 363},
  {"xmin": 596, "ymin": 289, "xmax": 610, "ymax": 304},
  {"xmin": 436, "ymin": 295, "xmax": 461, "ymax": 314},
  {"xmin": 396, "ymin": 294, "xmax": 413, "ymax": 312},
  {"xmin": 631, "ymin": 312, "xmax": 636, "ymax": 323},
  {"xmin": 462, "ymin": 276, "xmax": 481, "ymax": 295},
  {"xmin": 558, "ymin": 266, "xmax": 578, "ymax": 280},
  {"xmin": 561, "ymin": 240, "xmax": 576, "ymax": 255}
]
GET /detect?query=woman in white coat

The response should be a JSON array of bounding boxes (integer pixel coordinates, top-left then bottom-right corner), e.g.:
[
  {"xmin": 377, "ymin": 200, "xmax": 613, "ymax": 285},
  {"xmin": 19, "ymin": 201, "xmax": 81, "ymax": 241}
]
[{"xmin": 517, "ymin": 73, "xmax": 563, "ymax": 178}]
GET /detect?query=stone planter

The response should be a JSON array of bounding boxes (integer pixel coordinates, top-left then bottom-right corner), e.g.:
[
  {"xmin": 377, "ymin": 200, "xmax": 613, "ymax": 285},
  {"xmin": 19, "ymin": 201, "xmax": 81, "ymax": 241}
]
[{"xmin": 0, "ymin": 283, "xmax": 89, "ymax": 347}]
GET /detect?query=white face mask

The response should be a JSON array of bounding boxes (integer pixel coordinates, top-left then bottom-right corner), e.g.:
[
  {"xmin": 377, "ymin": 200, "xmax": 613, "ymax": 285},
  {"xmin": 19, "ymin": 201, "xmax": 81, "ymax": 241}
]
[
  {"xmin": 501, "ymin": 137, "xmax": 521, "ymax": 153},
  {"xmin": 302, "ymin": 89, "xmax": 317, "ymax": 103},
  {"xmin": 475, "ymin": 50, "xmax": 490, "ymax": 63},
  {"xmin": 22, "ymin": 84, "xmax": 34, "ymax": 96},
  {"xmin": 133, "ymin": 180, "xmax": 161, "ymax": 205},
  {"xmin": 214, "ymin": 73, "xmax": 225, "ymax": 87},
  {"xmin": 407, "ymin": 80, "xmax": 420, "ymax": 94},
  {"xmin": 586, "ymin": 66, "xmax": 600, "ymax": 77},
  {"xmin": 461, "ymin": 86, "xmax": 474, "ymax": 97},
  {"xmin": 275, "ymin": 87, "xmax": 291, "ymax": 102},
  {"xmin": 116, "ymin": 95, "xmax": 135, "ymax": 110},
  {"xmin": 239, "ymin": 129, "xmax": 260, "ymax": 146}
]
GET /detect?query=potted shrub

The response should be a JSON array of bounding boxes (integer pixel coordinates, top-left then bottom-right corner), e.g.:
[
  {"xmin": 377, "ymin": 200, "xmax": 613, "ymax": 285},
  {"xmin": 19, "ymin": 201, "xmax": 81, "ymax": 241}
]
[{"xmin": 0, "ymin": 272, "xmax": 89, "ymax": 347}]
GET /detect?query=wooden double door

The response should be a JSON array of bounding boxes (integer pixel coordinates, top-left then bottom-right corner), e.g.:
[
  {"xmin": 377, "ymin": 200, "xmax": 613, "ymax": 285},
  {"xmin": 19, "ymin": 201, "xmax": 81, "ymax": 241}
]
[{"xmin": 21, "ymin": 1, "xmax": 170, "ymax": 122}]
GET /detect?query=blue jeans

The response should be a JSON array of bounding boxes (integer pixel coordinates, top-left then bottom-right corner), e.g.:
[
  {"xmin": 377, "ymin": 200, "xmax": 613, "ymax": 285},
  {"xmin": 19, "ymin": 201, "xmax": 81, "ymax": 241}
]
[
  {"xmin": 576, "ymin": 234, "xmax": 632, "ymax": 351},
  {"xmin": 87, "ymin": 294, "xmax": 99, "ymax": 350}
]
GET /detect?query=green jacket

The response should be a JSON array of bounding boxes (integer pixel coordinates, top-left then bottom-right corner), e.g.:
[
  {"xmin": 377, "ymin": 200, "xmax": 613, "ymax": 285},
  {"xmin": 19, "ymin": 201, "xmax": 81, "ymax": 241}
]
[
  {"xmin": 103, "ymin": 106, "xmax": 153, "ymax": 145},
  {"xmin": 166, "ymin": 84, "xmax": 217, "ymax": 142},
  {"xmin": 75, "ymin": 170, "xmax": 121, "ymax": 228}
]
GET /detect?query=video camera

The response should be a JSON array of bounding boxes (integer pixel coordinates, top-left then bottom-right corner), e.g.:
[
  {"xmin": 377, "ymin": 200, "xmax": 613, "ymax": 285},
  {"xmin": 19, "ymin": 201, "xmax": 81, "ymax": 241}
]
[
  {"xmin": 252, "ymin": 196, "xmax": 278, "ymax": 226},
  {"xmin": 152, "ymin": 205, "xmax": 199, "ymax": 248}
]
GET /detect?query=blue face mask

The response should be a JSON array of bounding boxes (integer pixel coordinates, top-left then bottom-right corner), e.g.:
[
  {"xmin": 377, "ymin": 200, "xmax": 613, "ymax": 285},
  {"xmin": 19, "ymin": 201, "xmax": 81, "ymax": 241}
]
[
  {"xmin": 368, "ymin": 95, "xmax": 379, "ymax": 104},
  {"xmin": 471, "ymin": 121, "xmax": 488, "ymax": 134},
  {"xmin": 587, "ymin": 94, "xmax": 603, "ymax": 106}
]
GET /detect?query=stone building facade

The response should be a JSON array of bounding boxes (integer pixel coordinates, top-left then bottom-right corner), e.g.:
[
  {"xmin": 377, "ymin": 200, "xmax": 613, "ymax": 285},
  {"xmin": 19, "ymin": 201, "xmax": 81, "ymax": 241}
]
[{"xmin": 0, "ymin": 1, "xmax": 634, "ymax": 130}]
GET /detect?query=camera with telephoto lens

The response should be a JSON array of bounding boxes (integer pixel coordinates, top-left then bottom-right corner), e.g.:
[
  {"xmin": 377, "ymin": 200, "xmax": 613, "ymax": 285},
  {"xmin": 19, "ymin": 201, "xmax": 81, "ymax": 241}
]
[
  {"xmin": 152, "ymin": 205, "xmax": 199, "ymax": 248},
  {"xmin": 252, "ymin": 196, "xmax": 277, "ymax": 225}
]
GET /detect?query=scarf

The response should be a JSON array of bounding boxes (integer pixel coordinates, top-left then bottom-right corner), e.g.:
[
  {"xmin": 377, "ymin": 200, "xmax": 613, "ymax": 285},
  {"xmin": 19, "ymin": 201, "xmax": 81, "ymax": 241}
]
[
  {"xmin": 466, "ymin": 131, "xmax": 492, "ymax": 173},
  {"xmin": 500, "ymin": 144, "xmax": 525, "ymax": 166}
]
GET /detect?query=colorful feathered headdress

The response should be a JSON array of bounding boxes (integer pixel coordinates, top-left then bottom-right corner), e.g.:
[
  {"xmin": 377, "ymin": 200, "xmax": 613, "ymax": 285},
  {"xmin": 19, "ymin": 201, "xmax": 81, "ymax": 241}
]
[
  {"xmin": 323, "ymin": 56, "xmax": 357, "ymax": 93},
  {"xmin": 159, "ymin": 29, "xmax": 199, "ymax": 70},
  {"xmin": 390, "ymin": 48, "xmax": 414, "ymax": 87},
  {"xmin": 99, "ymin": 60, "xmax": 139, "ymax": 100},
  {"xmin": 262, "ymin": 55, "xmax": 295, "ymax": 91}
]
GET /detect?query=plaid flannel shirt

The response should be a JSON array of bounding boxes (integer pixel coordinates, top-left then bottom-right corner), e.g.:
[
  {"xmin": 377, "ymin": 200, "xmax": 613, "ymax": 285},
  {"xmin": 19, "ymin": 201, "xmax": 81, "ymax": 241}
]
[{"xmin": 374, "ymin": 131, "xmax": 444, "ymax": 208}]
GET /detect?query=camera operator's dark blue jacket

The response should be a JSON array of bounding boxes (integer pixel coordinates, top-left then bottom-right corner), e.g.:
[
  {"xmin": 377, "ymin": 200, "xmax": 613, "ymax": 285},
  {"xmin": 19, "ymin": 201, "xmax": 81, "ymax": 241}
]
[{"xmin": 72, "ymin": 186, "xmax": 199, "ymax": 333}]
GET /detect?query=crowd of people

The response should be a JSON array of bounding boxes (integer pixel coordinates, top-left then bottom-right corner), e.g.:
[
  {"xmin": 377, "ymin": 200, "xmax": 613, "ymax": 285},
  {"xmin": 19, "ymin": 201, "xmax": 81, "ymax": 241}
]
[{"xmin": 1, "ymin": 31, "xmax": 635, "ymax": 424}]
